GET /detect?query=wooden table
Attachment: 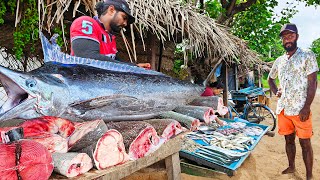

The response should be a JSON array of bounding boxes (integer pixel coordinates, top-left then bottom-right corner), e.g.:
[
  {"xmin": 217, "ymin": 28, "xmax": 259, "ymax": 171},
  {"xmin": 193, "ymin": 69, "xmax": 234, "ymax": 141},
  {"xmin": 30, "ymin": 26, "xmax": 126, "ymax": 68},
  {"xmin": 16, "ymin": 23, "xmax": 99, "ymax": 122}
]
[{"xmin": 50, "ymin": 134, "xmax": 183, "ymax": 180}]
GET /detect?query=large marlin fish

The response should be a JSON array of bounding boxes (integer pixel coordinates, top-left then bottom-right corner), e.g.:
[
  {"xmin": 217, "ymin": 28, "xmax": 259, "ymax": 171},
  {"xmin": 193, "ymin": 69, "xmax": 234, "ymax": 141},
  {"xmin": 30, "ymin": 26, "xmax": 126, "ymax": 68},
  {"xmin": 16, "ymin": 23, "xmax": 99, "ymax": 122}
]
[{"xmin": 0, "ymin": 34, "xmax": 203, "ymax": 122}]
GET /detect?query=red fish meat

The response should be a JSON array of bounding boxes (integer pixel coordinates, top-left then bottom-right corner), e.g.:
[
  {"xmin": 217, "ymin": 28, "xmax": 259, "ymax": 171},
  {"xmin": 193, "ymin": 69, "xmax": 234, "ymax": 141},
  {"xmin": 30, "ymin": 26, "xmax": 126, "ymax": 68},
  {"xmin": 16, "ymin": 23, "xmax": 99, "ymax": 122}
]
[
  {"xmin": 52, "ymin": 152, "xmax": 93, "ymax": 178},
  {"xmin": 145, "ymin": 119, "xmax": 183, "ymax": 140},
  {"xmin": 107, "ymin": 121, "xmax": 160, "ymax": 160},
  {"xmin": 0, "ymin": 140, "xmax": 53, "ymax": 180},
  {"xmin": 79, "ymin": 129, "xmax": 129, "ymax": 170}
]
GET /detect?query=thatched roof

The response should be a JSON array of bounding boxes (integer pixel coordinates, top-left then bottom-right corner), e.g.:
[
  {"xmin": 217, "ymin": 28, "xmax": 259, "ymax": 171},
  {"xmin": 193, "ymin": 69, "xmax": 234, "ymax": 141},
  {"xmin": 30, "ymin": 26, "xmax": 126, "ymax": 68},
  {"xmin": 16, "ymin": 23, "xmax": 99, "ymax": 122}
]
[{"xmin": 34, "ymin": 0, "xmax": 262, "ymax": 68}]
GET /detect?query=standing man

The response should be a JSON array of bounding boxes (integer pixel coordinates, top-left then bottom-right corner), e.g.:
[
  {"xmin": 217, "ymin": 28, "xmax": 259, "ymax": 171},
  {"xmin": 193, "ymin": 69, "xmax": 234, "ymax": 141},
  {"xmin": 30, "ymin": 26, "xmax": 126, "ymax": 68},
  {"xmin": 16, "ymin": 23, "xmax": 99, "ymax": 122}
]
[
  {"xmin": 70, "ymin": 0, "xmax": 150, "ymax": 68},
  {"xmin": 268, "ymin": 23, "xmax": 318, "ymax": 180}
]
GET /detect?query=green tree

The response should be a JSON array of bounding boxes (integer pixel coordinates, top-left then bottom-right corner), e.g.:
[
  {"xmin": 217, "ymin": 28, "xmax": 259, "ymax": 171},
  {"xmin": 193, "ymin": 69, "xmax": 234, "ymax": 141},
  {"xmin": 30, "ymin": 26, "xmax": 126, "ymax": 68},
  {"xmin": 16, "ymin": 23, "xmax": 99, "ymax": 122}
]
[
  {"xmin": 310, "ymin": 38, "xmax": 320, "ymax": 67},
  {"xmin": 203, "ymin": 0, "xmax": 297, "ymax": 61},
  {"xmin": 230, "ymin": 0, "xmax": 297, "ymax": 61}
]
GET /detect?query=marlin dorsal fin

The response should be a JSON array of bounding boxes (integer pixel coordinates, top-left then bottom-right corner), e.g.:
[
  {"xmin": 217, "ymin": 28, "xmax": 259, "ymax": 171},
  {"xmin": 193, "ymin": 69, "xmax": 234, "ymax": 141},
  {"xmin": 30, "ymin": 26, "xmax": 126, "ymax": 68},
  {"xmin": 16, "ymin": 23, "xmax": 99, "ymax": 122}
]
[{"xmin": 39, "ymin": 32, "xmax": 167, "ymax": 76}]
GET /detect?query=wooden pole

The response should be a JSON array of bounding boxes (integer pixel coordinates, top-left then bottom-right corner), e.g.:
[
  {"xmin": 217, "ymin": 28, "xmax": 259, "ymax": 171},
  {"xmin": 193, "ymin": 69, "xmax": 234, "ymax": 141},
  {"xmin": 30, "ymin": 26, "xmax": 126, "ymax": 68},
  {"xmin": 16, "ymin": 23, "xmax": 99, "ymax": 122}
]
[
  {"xmin": 222, "ymin": 62, "xmax": 228, "ymax": 107},
  {"xmin": 235, "ymin": 64, "xmax": 239, "ymax": 90},
  {"xmin": 150, "ymin": 35, "xmax": 157, "ymax": 71},
  {"xmin": 158, "ymin": 40, "xmax": 163, "ymax": 72},
  {"xmin": 258, "ymin": 65, "xmax": 262, "ymax": 88}
]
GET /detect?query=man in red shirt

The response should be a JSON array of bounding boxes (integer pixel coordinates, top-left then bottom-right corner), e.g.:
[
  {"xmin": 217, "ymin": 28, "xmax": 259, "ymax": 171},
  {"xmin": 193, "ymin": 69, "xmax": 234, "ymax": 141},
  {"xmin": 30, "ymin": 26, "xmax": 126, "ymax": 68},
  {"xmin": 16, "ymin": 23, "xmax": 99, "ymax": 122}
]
[{"xmin": 70, "ymin": 0, "xmax": 150, "ymax": 68}]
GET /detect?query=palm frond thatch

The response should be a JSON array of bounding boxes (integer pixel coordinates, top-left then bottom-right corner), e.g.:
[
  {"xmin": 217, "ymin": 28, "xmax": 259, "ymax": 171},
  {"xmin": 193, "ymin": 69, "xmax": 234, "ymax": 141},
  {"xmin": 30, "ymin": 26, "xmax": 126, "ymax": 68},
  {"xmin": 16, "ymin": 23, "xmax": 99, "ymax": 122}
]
[{"xmin": 36, "ymin": 0, "xmax": 262, "ymax": 68}]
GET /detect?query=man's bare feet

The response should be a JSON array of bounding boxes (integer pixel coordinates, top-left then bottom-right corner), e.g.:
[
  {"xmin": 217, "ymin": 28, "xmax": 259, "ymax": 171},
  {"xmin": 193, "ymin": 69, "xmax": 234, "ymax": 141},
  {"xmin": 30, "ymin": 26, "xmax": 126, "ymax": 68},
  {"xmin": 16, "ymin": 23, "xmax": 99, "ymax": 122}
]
[
  {"xmin": 281, "ymin": 167, "xmax": 295, "ymax": 174},
  {"xmin": 306, "ymin": 175, "xmax": 313, "ymax": 180}
]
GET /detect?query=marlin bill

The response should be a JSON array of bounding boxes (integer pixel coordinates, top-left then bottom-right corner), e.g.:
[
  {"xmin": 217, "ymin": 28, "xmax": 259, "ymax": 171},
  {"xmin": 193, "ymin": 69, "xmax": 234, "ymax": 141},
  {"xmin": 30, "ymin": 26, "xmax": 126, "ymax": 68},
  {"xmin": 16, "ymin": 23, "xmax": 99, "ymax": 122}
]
[{"xmin": 0, "ymin": 34, "xmax": 203, "ymax": 122}]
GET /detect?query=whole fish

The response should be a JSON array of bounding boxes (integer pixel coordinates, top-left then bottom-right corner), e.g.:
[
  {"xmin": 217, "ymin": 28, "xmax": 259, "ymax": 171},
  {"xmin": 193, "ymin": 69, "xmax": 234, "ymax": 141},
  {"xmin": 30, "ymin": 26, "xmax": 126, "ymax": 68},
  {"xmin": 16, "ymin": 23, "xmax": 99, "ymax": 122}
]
[{"xmin": 0, "ymin": 35, "xmax": 203, "ymax": 122}]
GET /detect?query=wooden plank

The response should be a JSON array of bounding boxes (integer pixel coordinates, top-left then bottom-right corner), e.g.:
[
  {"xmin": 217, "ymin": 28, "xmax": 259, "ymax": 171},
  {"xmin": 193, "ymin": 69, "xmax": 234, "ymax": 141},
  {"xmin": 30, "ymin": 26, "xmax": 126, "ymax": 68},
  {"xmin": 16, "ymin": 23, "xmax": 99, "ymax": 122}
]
[
  {"xmin": 151, "ymin": 35, "xmax": 157, "ymax": 70},
  {"xmin": 235, "ymin": 65, "xmax": 239, "ymax": 91},
  {"xmin": 222, "ymin": 62, "xmax": 228, "ymax": 107},
  {"xmin": 50, "ymin": 135, "xmax": 183, "ymax": 180},
  {"xmin": 179, "ymin": 151, "xmax": 235, "ymax": 176},
  {"xmin": 180, "ymin": 161, "xmax": 224, "ymax": 177},
  {"xmin": 165, "ymin": 152, "xmax": 181, "ymax": 180}
]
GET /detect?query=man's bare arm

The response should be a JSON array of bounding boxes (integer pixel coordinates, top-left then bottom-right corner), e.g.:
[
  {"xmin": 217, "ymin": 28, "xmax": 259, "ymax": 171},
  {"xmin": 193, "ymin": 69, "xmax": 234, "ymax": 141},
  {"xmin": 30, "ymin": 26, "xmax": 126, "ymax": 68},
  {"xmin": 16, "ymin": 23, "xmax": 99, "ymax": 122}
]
[
  {"xmin": 268, "ymin": 77, "xmax": 279, "ymax": 96},
  {"xmin": 299, "ymin": 71, "xmax": 318, "ymax": 121}
]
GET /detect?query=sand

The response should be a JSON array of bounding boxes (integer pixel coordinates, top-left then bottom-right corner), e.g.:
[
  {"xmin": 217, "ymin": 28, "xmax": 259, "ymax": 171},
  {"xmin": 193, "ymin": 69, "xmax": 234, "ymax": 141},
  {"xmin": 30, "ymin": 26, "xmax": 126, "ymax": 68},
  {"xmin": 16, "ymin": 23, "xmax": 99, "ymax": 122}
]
[{"xmin": 182, "ymin": 86, "xmax": 320, "ymax": 180}]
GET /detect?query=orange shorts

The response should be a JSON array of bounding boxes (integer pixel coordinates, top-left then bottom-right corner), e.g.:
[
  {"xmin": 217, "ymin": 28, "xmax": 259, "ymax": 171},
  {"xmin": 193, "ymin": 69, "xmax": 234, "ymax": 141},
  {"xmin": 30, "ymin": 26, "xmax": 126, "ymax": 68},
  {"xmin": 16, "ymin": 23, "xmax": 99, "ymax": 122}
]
[{"xmin": 278, "ymin": 110, "xmax": 313, "ymax": 139}]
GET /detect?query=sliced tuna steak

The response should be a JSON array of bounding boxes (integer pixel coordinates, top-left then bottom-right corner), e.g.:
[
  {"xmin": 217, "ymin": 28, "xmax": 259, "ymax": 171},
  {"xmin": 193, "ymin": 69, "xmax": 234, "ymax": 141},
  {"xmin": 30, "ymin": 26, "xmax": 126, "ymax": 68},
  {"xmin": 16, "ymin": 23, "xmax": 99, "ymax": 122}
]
[
  {"xmin": 189, "ymin": 96, "xmax": 228, "ymax": 115},
  {"xmin": 173, "ymin": 105, "xmax": 215, "ymax": 124},
  {"xmin": 79, "ymin": 129, "xmax": 129, "ymax": 170},
  {"xmin": 0, "ymin": 127, "xmax": 68, "ymax": 153},
  {"xmin": 52, "ymin": 152, "xmax": 93, "ymax": 178},
  {"xmin": 145, "ymin": 119, "xmax": 183, "ymax": 140},
  {"xmin": 20, "ymin": 116, "xmax": 75, "ymax": 138},
  {"xmin": 107, "ymin": 121, "xmax": 160, "ymax": 160},
  {"xmin": 0, "ymin": 140, "xmax": 53, "ymax": 180},
  {"xmin": 68, "ymin": 120, "xmax": 108, "ymax": 151},
  {"xmin": 159, "ymin": 111, "xmax": 201, "ymax": 131},
  {"xmin": 31, "ymin": 134, "xmax": 68, "ymax": 153}
]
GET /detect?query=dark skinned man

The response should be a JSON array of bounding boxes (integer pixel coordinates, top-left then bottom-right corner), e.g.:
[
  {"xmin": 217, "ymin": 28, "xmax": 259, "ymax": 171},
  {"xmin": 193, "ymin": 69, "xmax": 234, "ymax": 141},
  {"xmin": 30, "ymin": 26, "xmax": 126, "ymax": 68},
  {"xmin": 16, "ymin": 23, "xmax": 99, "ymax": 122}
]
[
  {"xmin": 70, "ymin": 0, "xmax": 150, "ymax": 68},
  {"xmin": 268, "ymin": 23, "xmax": 319, "ymax": 180}
]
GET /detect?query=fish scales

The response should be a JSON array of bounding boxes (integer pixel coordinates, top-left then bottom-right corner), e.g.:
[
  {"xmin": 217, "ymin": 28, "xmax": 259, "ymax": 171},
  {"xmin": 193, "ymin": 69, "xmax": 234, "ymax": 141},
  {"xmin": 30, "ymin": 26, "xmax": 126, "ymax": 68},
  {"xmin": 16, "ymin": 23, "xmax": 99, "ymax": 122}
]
[
  {"xmin": 159, "ymin": 111, "xmax": 201, "ymax": 131},
  {"xmin": 173, "ymin": 105, "xmax": 215, "ymax": 124},
  {"xmin": 188, "ymin": 96, "xmax": 221, "ymax": 110}
]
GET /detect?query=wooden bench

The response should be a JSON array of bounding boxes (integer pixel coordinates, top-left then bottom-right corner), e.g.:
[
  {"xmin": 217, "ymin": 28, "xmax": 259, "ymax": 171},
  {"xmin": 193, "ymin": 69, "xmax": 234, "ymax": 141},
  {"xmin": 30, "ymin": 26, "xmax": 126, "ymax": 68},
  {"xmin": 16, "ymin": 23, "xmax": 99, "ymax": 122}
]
[{"xmin": 50, "ymin": 135, "xmax": 183, "ymax": 180}]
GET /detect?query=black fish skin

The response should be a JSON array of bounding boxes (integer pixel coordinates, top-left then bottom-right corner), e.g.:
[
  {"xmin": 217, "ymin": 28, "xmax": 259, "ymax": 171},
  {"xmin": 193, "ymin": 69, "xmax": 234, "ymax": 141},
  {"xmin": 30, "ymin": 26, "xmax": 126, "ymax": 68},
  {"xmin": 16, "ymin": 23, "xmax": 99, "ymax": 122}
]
[{"xmin": 0, "ymin": 62, "xmax": 204, "ymax": 122}]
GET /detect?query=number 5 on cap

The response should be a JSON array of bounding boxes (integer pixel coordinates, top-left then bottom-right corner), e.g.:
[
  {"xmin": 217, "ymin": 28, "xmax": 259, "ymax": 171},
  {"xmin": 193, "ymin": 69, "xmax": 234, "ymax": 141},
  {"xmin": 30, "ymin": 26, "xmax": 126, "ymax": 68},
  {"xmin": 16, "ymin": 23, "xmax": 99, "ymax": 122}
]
[{"xmin": 82, "ymin": 20, "xmax": 93, "ymax": 34}]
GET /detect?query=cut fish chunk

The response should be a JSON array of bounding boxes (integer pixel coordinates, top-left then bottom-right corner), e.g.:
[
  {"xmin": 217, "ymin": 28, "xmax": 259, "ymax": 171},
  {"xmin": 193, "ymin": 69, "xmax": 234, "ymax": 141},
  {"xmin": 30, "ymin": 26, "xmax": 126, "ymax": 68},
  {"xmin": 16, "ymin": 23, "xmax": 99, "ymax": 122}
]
[
  {"xmin": 79, "ymin": 129, "xmax": 129, "ymax": 170},
  {"xmin": 52, "ymin": 152, "xmax": 93, "ymax": 178},
  {"xmin": 107, "ymin": 121, "xmax": 160, "ymax": 160}
]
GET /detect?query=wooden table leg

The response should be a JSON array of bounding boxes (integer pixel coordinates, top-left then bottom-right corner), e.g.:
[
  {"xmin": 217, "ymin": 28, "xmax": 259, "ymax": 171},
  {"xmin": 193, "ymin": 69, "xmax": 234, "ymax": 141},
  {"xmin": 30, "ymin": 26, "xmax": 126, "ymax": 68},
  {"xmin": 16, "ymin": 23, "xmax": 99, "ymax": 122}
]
[{"xmin": 165, "ymin": 152, "xmax": 181, "ymax": 180}]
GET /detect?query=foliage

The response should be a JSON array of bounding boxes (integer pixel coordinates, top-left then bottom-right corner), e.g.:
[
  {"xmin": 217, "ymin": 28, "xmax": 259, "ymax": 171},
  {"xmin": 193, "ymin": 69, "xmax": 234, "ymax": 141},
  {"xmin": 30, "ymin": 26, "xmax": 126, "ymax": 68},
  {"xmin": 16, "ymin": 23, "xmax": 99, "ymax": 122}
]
[
  {"xmin": 230, "ymin": 0, "xmax": 297, "ymax": 61},
  {"xmin": 0, "ymin": 0, "xmax": 39, "ymax": 59},
  {"xmin": 53, "ymin": 25, "xmax": 68, "ymax": 48},
  {"xmin": 261, "ymin": 72, "xmax": 280, "ymax": 88},
  {"xmin": 0, "ymin": 2, "xmax": 5, "ymax": 24},
  {"xmin": 205, "ymin": 0, "xmax": 224, "ymax": 19},
  {"xmin": 13, "ymin": 0, "xmax": 39, "ymax": 59},
  {"xmin": 310, "ymin": 38, "xmax": 320, "ymax": 67},
  {"xmin": 301, "ymin": 0, "xmax": 320, "ymax": 5}
]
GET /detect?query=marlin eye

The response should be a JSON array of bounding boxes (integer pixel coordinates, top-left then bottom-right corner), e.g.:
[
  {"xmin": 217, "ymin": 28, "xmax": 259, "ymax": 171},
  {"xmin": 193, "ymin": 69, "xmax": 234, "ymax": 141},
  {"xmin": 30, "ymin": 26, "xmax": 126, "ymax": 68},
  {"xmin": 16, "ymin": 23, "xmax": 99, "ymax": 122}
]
[{"xmin": 26, "ymin": 79, "xmax": 37, "ymax": 88}]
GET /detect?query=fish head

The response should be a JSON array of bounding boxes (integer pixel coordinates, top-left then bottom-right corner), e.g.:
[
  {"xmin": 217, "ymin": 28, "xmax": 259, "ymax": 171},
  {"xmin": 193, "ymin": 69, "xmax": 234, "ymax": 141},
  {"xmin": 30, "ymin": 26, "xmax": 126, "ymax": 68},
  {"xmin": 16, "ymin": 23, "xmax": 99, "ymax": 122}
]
[{"xmin": 0, "ymin": 66, "xmax": 69, "ymax": 121}]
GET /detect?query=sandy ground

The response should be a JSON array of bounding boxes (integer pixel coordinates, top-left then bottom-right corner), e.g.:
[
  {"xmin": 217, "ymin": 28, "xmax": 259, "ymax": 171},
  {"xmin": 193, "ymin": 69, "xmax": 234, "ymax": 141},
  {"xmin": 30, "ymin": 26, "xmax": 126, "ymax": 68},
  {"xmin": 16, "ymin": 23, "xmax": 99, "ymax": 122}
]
[
  {"xmin": 183, "ymin": 86, "xmax": 320, "ymax": 180},
  {"xmin": 125, "ymin": 86, "xmax": 320, "ymax": 180}
]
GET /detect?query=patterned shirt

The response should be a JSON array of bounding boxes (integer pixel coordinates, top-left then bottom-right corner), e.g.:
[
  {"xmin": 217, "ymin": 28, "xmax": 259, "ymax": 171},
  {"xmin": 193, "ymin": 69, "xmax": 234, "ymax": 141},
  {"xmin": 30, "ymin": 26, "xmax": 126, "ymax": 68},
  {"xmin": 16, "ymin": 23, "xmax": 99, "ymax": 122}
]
[{"xmin": 268, "ymin": 48, "xmax": 319, "ymax": 115}]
